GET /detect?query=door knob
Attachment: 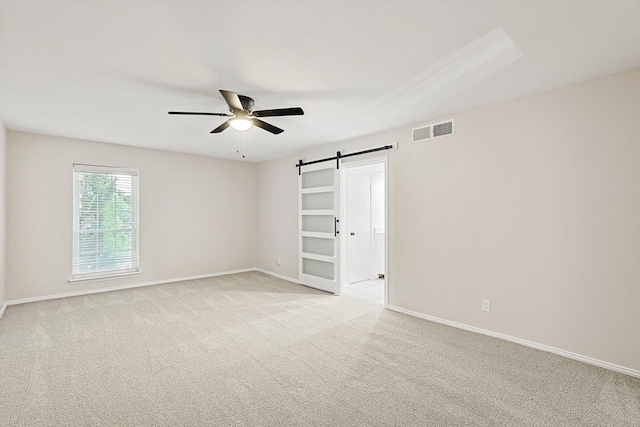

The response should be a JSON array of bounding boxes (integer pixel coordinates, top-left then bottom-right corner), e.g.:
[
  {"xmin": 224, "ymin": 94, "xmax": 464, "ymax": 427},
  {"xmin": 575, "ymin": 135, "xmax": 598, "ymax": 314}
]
[{"xmin": 350, "ymin": 232, "xmax": 355, "ymax": 236}]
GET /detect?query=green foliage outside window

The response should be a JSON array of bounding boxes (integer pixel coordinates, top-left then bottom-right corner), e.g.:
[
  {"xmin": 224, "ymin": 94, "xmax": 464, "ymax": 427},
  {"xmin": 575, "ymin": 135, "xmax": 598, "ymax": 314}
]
[{"xmin": 77, "ymin": 172, "xmax": 134, "ymax": 272}]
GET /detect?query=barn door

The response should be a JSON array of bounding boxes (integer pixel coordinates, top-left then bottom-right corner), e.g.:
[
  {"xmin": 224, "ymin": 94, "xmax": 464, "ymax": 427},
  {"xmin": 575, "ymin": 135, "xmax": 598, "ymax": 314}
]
[{"xmin": 299, "ymin": 162, "xmax": 340, "ymax": 293}]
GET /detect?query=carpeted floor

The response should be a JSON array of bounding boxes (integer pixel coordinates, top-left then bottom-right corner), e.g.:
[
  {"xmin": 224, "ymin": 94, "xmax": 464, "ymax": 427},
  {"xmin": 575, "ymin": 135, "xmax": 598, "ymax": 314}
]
[{"xmin": 0, "ymin": 271, "xmax": 638, "ymax": 426}]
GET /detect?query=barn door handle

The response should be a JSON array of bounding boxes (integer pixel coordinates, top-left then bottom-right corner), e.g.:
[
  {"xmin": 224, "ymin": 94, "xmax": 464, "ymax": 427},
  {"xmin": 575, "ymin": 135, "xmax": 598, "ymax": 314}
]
[{"xmin": 334, "ymin": 218, "xmax": 340, "ymax": 236}]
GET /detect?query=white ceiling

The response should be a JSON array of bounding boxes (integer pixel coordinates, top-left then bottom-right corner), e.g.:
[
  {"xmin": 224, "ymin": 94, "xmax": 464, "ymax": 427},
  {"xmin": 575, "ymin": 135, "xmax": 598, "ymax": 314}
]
[{"xmin": 1, "ymin": 1, "xmax": 639, "ymax": 162}]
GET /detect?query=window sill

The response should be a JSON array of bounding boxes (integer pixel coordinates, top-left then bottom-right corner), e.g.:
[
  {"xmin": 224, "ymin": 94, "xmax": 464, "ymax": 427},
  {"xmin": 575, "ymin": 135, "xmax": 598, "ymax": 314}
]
[{"xmin": 69, "ymin": 271, "xmax": 141, "ymax": 284}]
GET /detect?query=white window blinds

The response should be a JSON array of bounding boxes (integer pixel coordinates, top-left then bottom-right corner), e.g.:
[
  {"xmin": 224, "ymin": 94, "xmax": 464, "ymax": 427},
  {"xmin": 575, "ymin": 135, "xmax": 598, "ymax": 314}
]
[{"xmin": 72, "ymin": 164, "xmax": 139, "ymax": 280}]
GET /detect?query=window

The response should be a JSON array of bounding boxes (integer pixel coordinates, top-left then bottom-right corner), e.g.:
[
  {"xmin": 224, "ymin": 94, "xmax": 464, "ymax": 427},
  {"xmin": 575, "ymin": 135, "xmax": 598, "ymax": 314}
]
[{"xmin": 72, "ymin": 164, "xmax": 139, "ymax": 281}]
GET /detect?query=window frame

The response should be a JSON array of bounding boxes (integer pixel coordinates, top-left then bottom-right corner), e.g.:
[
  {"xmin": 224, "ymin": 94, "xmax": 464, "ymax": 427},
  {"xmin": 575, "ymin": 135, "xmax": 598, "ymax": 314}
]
[{"xmin": 70, "ymin": 164, "xmax": 140, "ymax": 283}]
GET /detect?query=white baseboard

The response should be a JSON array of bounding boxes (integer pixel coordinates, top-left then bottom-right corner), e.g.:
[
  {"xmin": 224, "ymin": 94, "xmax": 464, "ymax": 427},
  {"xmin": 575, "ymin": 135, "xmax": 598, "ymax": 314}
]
[
  {"xmin": 387, "ymin": 304, "xmax": 640, "ymax": 379},
  {"xmin": 4, "ymin": 268, "xmax": 256, "ymax": 307},
  {"xmin": 0, "ymin": 303, "xmax": 6, "ymax": 320},
  {"xmin": 255, "ymin": 268, "xmax": 299, "ymax": 284}
]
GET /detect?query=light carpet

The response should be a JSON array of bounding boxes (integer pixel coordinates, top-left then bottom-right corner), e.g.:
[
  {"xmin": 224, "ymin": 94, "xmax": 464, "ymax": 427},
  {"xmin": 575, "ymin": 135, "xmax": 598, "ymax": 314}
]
[{"xmin": 0, "ymin": 272, "xmax": 638, "ymax": 426}]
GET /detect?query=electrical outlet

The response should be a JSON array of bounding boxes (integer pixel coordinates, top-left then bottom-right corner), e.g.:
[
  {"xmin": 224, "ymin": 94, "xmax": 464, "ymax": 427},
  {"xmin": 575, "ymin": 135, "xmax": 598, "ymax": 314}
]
[
  {"xmin": 482, "ymin": 299, "xmax": 491, "ymax": 312},
  {"xmin": 276, "ymin": 258, "xmax": 281, "ymax": 266}
]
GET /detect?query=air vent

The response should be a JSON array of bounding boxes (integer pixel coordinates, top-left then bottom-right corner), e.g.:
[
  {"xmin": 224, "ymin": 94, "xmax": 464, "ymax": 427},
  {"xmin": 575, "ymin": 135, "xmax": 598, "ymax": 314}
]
[
  {"xmin": 433, "ymin": 121, "xmax": 453, "ymax": 137},
  {"xmin": 412, "ymin": 126, "xmax": 431, "ymax": 142},
  {"xmin": 412, "ymin": 119, "xmax": 455, "ymax": 143}
]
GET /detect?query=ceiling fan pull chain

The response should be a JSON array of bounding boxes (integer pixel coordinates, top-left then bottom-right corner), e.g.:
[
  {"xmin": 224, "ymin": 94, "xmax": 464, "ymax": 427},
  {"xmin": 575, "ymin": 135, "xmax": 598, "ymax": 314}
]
[
  {"xmin": 242, "ymin": 132, "xmax": 245, "ymax": 159},
  {"xmin": 236, "ymin": 131, "xmax": 239, "ymax": 154}
]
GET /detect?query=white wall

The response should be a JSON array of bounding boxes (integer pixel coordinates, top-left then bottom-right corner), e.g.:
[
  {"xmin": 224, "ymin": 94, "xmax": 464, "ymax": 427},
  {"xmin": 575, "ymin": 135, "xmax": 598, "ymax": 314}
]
[
  {"xmin": 6, "ymin": 131, "xmax": 258, "ymax": 300},
  {"xmin": 256, "ymin": 155, "xmax": 299, "ymax": 277},
  {"xmin": 0, "ymin": 120, "xmax": 6, "ymax": 311},
  {"xmin": 256, "ymin": 68, "xmax": 640, "ymax": 372}
]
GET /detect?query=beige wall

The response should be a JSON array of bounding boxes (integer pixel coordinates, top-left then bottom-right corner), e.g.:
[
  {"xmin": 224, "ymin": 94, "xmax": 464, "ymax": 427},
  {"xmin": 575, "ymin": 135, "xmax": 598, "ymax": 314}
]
[
  {"xmin": 6, "ymin": 131, "xmax": 258, "ymax": 300},
  {"xmin": 256, "ymin": 155, "xmax": 299, "ymax": 277},
  {"xmin": 0, "ymin": 120, "xmax": 5, "ymax": 309},
  {"xmin": 256, "ymin": 68, "xmax": 640, "ymax": 371}
]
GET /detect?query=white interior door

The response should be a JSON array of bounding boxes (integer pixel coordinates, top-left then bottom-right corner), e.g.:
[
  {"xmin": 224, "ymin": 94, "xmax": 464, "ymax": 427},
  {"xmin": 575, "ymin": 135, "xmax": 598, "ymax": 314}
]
[
  {"xmin": 347, "ymin": 172, "xmax": 371, "ymax": 284},
  {"xmin": 299, "ymin": 162, "xmax": 340, "ymax": 293}
]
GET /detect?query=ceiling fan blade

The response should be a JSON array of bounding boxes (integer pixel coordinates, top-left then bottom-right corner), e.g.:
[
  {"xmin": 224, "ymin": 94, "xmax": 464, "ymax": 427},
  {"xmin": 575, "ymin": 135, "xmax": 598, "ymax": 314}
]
[
  {"xmin": 252, "ymin": 107, "xmax": 304, "ymax": 117},
  {"xmin": 252, "ymin": 118, "xmax": 284, "ymax": 134},
  {"xmin": 211, "ymin": 120, "xmax": 231, "ymax": 133},
  {"xmin": 219, "ymin": 90, "xmax": 244, "ymax": 112},
  {"xmin": 238, "ymin": 95, "xmax": 255, "ymax": 112},
  {"xmin": 168, "ymin": 111, "xmax": 229, "ymax": 116}
]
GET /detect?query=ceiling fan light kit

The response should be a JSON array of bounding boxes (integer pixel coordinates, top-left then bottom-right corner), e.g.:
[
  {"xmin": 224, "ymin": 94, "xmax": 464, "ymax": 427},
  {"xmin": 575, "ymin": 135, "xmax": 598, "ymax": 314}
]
[
  {"xmin": 229, "ymin": 117, "xmax": 252, "ymax": 131},
  {"xmin": 169, "ymin": 89, "xmax": 304, "ymax": 135}
]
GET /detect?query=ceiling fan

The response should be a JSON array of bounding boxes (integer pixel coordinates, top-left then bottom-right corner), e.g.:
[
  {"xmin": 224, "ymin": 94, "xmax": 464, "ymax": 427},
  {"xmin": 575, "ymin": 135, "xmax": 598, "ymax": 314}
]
[{"xmin": 168, "ymin": 90, "xmax": 304, "ymax": 134}]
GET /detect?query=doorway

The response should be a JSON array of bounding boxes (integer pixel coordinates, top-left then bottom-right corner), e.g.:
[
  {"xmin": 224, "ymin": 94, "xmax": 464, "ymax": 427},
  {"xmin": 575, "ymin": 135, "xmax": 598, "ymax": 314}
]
[{"xmin": 340, "ymin": 158, "xmax": 387, "ymax": 306}]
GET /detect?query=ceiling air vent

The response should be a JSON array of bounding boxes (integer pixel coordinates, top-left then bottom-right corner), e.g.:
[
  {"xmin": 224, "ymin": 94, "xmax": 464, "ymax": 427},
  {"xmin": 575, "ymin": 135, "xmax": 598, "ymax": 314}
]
[{"xmin": 412, "ymin": 119, "xmax": 455, "ymax": 143}]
